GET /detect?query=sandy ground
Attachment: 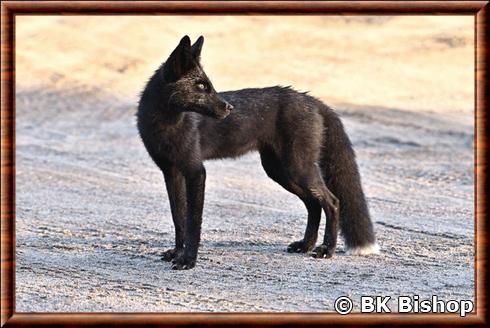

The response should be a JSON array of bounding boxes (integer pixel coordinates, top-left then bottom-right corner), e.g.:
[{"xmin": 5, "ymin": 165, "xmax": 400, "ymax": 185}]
[{"xmin": 15, "ymin": 16, "xmax": 474, "ymax": 312}]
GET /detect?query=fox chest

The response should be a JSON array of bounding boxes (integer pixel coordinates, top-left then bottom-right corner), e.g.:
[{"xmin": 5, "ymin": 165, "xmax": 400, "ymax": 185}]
[{"xmin": 140, "ymin": 119, "xmax": 200, "ymax": 167}]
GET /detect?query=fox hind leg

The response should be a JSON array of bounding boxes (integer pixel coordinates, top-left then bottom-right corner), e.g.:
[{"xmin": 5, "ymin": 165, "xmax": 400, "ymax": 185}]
[
  {"xmin": 259, "ymin": 148, "xmax": 322, "ymax": 253},
  {"xmin": 285, "ymin": 161, "xmax": 340, "ymax": 259},
  {"xmin": 287, "ymin": 200, "xmax": 321, "ymax": 253},
  {"xmin": 309, "ymin": 180, "xmax": 340, "ymax": 259}
]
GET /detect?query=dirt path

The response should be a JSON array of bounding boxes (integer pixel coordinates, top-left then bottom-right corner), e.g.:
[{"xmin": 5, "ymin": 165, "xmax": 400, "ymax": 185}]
[{"xmin": 15, "ymin": 86, "xmax": 474, "ymax": 312}]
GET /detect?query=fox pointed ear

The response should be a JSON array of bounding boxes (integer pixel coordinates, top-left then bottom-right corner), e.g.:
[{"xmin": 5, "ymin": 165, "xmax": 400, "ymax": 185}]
[
  {"xmin": 161, "ymin": 35, "xmax": 195, "ymax": 82},
  {"xmin": 191, "ymin": 36, "xmax": 204, "ymax": 61}
]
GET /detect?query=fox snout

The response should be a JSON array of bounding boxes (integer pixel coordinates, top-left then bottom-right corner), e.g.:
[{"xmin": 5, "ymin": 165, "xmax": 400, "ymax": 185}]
[
  {"xmin": 215, "ymin": 100, "xmax": 233, "ymax": 119},
  {"xmin": 225, "ymin": 101, "xmax": 234, "ymax": 112}
]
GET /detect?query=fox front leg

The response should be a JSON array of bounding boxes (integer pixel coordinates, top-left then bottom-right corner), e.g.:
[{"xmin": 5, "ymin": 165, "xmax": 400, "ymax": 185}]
[
  {"xmin": 162, "ymin": 166, "xmax": 186, "ymax": 262},
  {"xmin": 172, "ymin": 165, "xmax": 206, "ymax": 270}
]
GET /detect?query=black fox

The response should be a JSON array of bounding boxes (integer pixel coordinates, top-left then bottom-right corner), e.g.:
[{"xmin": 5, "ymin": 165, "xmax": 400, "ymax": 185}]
[{"xmin": 137, "ymin": 35, "xmax": 378, "ymax": 270}]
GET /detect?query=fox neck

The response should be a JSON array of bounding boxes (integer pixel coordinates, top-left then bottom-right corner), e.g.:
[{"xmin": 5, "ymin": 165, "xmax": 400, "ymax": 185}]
[{"xmin": 156, "ymin": 107, "xmax": 185, "ymax": 126}]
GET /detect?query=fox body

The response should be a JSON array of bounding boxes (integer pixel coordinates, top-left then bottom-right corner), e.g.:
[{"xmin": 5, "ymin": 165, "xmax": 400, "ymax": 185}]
[{"xmin": 137, "ymin": 36, "xmax": 378, "ymax": 270}]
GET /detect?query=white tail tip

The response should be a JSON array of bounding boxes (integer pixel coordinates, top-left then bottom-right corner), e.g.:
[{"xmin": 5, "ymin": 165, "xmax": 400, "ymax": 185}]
[{"xmin": 346, "ymin": 243, "xmax": 380, "ymax": 256}]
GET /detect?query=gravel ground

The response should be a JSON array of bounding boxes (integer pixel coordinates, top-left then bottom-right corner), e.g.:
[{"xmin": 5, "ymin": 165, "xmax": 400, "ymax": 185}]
[{"xmin": 15, "ymin": 85, "xmax": 474, "ymax": 312}]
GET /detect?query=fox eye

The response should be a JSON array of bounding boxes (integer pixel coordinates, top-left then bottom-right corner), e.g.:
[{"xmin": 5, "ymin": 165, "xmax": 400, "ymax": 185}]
[{"xmin": 196, "ymin": 83, "xmax": 207, "ymax": 91}]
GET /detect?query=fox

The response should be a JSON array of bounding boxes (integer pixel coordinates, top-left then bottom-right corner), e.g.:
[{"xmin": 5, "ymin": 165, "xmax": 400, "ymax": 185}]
[{"xmin": 137, "ymin": 35, "xmax": 379, "ymax": 270}]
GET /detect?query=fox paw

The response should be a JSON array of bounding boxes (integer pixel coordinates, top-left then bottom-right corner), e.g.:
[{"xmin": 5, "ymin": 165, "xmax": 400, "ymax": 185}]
[
  {"xmin": 287, "ymin": 240, "xmax": 314, "ymax": 253},
  {"xmin": 161, "ymin": 248, "xmax": 182, "ymax": 262},
  {"xmin": 311, "ymin": 244, "xmax": 335, "ymax": 259},
  {"xmin": 171, "ymin": 255, "xmax": 196, "ymax": 270}
]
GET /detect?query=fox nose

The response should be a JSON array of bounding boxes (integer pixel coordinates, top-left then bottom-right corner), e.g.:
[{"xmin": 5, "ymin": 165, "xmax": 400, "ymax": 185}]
[{"xmin": 225, "ymin": 102, "xmax": 234, "ymax": 111}]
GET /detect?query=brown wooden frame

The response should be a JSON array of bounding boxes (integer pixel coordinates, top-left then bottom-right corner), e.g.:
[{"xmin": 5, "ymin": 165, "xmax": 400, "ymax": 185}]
[{"xmin": 1, "ymin": 1, "xmax": 488, "ymax": 326}]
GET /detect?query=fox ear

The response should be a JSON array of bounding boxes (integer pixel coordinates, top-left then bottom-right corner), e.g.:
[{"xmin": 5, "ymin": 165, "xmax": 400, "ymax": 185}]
[
  {"xmin": 162, "ymin": 35, "xmax": 195, "ymax": 82},
  {"xmin": 191, "ymin": 36, "xmax": 204, "ymax": 61}
]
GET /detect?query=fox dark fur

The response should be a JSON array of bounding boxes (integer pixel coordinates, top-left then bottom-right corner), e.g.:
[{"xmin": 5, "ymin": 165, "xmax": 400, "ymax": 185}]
[{"xmin": 137, "ymin": 35, "xmax": 378, "ymax": 270}]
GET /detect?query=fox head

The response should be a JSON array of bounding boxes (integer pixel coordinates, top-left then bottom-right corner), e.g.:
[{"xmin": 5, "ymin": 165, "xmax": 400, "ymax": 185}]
[{"xmin": 160, "ymin": 35, "xmax": 233, "ymax": 119}]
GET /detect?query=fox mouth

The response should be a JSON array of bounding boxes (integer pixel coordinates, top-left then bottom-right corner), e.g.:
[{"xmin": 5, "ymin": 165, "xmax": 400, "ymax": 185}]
[
  {"xmin": 190, "ymin": 101, "xmax": 233, "ymax": 120},
  {"xmin": 191, "ymin": 104, "xmax": 231, "ymax": 119},
  {"xmin": 215, "ymin": 109, "xmax": 231, "ymax": 120}
]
